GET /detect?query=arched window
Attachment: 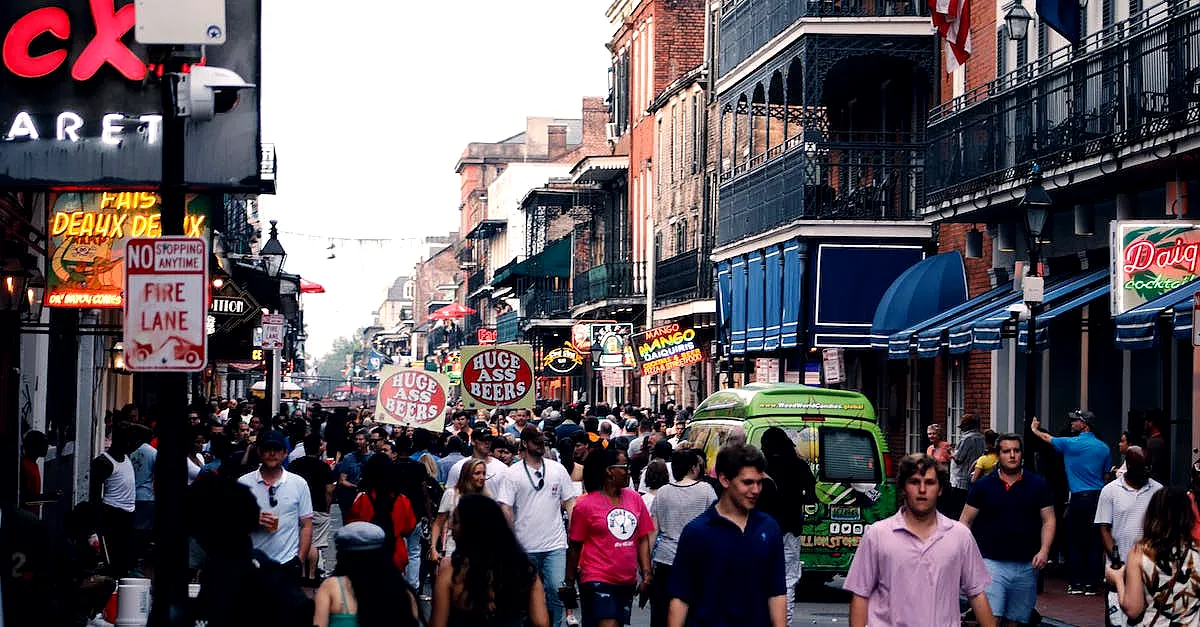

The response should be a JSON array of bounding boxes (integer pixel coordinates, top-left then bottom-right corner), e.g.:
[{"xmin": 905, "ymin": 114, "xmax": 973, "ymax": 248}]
[{"xmin": 403, "ymin": 281, "xmax": 415, "ymax": 299}]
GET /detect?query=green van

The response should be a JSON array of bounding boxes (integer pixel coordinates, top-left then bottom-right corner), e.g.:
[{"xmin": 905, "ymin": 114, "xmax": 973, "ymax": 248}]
[{"xmin": 684, "ymin": 383, "xmax": 894, "ymax": 582}]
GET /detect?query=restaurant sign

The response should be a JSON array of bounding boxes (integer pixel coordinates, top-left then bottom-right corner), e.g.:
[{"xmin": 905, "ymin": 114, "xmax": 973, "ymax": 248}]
[
  {"xmin": 542, "ymin": 343, "xmax": 583, "ymax": 376},
  {"xmin": 46, "ymin": 192, "xmax": 211, "ymax": 308},
  {"xmin": 1111, "ymin": 221, "xmax": 1200, "ymax": 314},
  {"xmin": 631, "ymin": 322, "xmax": 704, "ymax": 377}
]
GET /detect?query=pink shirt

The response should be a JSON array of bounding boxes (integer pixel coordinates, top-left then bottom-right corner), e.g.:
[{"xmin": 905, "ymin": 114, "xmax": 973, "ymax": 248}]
[
  {"xmin": 569, "ymin": 488, "xmax": 653, "ymax": 585},
  {"xmin": 844, "ymin": 510, "xmax": 990, "ymax": 627}
]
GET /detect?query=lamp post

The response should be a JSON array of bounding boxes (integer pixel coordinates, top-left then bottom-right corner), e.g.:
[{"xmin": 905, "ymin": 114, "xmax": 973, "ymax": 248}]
[
  {"xmin": 1020, "ymin": 165, "xmax": 1052, "ymax": 466},
  {"xmin": 1004, "ymin": 0, "xmax": 1033, "ymax": 41},
  {"xmin": 259, "ymin": 222, "xmax": 287, "ymax": 417}
]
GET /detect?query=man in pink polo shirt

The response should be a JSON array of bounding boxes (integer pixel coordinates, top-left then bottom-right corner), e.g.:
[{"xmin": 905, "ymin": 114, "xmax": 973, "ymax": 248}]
[{"xmin": 845, "ymin": 453, "xmax": 996, "ymax": 627}]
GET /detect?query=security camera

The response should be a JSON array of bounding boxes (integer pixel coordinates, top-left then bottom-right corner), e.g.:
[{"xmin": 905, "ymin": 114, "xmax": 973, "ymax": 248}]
[
  {"xmin": 179, "ymin": 66, "xmax": 256, "ymax": 122},
  {"xmin": 1007, "ymin": 302, "xmax": 1030, "ymax": 321}
]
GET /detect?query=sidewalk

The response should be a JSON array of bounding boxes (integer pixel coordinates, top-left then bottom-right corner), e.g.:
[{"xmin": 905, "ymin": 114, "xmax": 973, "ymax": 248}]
[{"xmin": 1037, "ymin": 574, "xmax": 1106, "ymax": 627}]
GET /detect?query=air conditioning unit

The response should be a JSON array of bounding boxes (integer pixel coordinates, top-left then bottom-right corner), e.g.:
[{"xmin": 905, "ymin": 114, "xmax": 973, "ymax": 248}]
[{"xmin": 605, "ymin": 122, "xmax": 620, "ymax": 142}]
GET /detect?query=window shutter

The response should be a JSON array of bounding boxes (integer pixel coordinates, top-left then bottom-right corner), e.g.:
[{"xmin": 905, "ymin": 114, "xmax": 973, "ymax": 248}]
[
  {"xmin": 1102, "ymin": 0, "xmax": 1114, "ymax": 27},
  {"xmin": 1037, "ymin": 21, "xmax": 1048, "ymax": 59},
  {"xmin": 997, "ymin": 27, "xmax": 1008, "ymax": 78}
]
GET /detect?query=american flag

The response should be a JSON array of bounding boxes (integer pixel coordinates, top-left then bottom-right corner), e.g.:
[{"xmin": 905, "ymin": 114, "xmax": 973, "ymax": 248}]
[{"xmin": 930, "ymin": 0, "xmax": 972, "ymax": 72}]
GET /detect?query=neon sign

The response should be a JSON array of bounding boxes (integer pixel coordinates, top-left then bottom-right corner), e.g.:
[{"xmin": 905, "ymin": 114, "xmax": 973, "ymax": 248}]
[
  {"xmin": 1111, "ymin": 221, "xmax": 1200, "ymax": 314},
  {"xmin": 631, "ymin": 322, "xmax": 704, "ymax": 377},
  {"xmin": 1, "ymin": 0, "xmax": 144, "ymax": 81}
]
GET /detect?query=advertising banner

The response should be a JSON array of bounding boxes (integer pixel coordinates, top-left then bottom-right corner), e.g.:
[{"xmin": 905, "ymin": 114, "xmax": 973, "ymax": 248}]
[
  {"xmin": 590, "ymin": 322, "xmax": 635, "ymax": 370},
  {"xmin": 375, "ymin": 366, "xmax": 451, "ymax": 429},
  {"xmin": 460, "ymin": 345, "xmax": 535, "ymax": 410},
  {"xmin": 631, "ymin": 322, "xmax": 704, "ymax": 377},
  {"xmin": 1111, "ymin": 221, "xmax": 1200, "ymax": 314},
  {"xmin": 46, "ymin": 192, "xmax": 211, "ymax": 308},
  {"xmin": 542, "ymin": 343, "xmax": 583, "ymax": 377}
]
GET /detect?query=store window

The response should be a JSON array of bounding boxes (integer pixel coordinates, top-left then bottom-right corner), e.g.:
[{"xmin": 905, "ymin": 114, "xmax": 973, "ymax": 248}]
[
  {"xmin": 947, "ymin": 358, "xmax": 965, "ymax": 447},
  {"xmin": 905, "ymin": 359, "xmax": 922, "ymax": 453}
]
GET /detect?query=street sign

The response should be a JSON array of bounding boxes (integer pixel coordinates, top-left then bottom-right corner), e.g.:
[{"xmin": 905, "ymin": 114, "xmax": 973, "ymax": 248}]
[
  {"xmin": 1193, "ymin": 292, "xmax": 1200, "ymax": 347},
  {"xmin": 261, "ymin": 313, "xmax": 284, "ymax": 350},
  {"xmin": 123, "ymin": 237, "xmax": 208, "ymax": 372},
  {"xmin": 1023, "ymin": 276, "xmax": 1045, "ymax": 304},
  {"xmin": 822, "ymin": 348, "xmax": 845, "ymax": 384}
]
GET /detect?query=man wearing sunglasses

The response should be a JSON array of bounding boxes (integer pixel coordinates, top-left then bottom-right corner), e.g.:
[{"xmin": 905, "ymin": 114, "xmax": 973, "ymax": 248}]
[
  {"xmin": 238, "ymin": 430, "xmax": 313, "ymax": 583},
  {"xmin": 496, "ymin": 425, "xmax": 578, "ymax": 627}
]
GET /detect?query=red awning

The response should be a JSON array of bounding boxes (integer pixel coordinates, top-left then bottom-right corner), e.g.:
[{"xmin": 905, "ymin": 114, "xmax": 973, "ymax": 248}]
[
  {"xmin": 429, "ymin": 302, "xmax": 476, "ymax": 320},
  {"xmin": 300, "ymin": 278, "xmax": 326, "ymax": 294}
]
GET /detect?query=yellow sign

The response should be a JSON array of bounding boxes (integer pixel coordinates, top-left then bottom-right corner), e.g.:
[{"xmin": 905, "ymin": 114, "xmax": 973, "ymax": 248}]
[{"xmin": 46, "ymin": 192, "xmax": 212, "ymax": 308}]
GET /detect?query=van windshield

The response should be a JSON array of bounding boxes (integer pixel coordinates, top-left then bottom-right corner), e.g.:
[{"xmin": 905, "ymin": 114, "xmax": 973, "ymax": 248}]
[{"xmin": 820, "ymin": 427, "xmax": 881, "ymax": 482}]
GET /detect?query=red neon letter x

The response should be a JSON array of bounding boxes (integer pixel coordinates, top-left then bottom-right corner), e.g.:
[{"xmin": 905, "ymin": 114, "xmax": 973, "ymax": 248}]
[
  {"xmin": 2, "ymin": 8, "xmax": 70, "ymax": 78},
  {"xmin": 71, "ymin": 0, "xmax": 145, "ymax": 81}
]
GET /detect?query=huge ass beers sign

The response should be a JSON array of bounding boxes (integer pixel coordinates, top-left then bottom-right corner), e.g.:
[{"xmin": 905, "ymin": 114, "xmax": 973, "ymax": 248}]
[
  {"xmin": 375, "ymin": 366, "xmax": 451, "ymax": 429},
  {"xmin": 0, "ymin": 0, "xmax": 261, "ymax": 189},
  {"xmin": 460, "ymin": 345, "xmax": 535, "ymax": 410}
]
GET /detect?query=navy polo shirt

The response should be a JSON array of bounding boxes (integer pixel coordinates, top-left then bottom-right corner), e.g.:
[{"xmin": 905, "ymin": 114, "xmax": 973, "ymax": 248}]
[
  {"xmin": 965, "ymin": 469, "xmax": 1055, "ymax": 562},
  {"xmin": 668, "ymin": 505, "xmax": 786, "ymax": 626}
]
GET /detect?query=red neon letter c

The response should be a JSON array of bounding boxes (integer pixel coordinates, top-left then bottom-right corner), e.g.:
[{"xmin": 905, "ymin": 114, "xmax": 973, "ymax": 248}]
[{"xmin": 2, "ymin": 7, "xmax": 70, "ymax": 79}]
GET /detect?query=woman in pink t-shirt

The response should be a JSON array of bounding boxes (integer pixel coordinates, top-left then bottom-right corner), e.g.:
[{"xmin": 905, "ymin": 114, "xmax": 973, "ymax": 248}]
[{"xmin": 566, "ymin": 447, "xmax": 654, "ymax": 627}]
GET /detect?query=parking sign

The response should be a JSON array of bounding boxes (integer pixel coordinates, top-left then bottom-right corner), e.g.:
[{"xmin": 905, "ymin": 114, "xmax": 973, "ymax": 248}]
[
  {"xmin": 123, "ymin": 237, "xmax": 208, "ymax": 372},
  {"xmin": 261, "ymin": 313, "xmax": 285, "ymax": 350}
]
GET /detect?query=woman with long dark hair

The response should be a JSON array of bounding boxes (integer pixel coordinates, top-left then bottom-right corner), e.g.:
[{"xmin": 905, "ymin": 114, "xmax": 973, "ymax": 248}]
[
  {"xmin": 313, "ymin": 521, "xmax": 420, "ymax": 627},
  {"xmin": 431, "ymin": 493, "xmax": 549, "ymax": 627},
  {"xmin": 1106, "ymin": 487, "xmax": 1200, "ymax": 625},
  {"xmin": 758, "ymin": 426, "xmax": 817, "ymax": 625},
  {"xmin": 346, "ymin": 453, "xmax": 417, "ymax": 573}
]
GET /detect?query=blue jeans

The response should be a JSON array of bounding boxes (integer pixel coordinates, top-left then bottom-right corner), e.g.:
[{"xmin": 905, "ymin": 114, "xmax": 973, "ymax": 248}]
[
  {"xmin": 530, "ymin": 548, "xmax": 566, "ymax": 627},
  {"xmin": 983, "ymin": 559, "xmax": 1037, "ymax": 622},
  {"xmin": 405, "ymin": 524, "xmax": 423, "ymax": 591},
  {"xmin": 1067, "ymin": 490, "xmax": 1102, "ymax": 587}
]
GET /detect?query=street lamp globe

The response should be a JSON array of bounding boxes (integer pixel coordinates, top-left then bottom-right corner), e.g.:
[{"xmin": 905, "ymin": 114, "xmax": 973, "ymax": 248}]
[
  {"xmin": 1020, "ymin": 168, "xmax": 1053, "ymax": 242},
  {"xmin": 1004, "ymin": 1, "xmax": 1033, "ymax": 41},
  {"xmin": 260, "ymin": 220, "xmax": 287, "ymax": 277}
]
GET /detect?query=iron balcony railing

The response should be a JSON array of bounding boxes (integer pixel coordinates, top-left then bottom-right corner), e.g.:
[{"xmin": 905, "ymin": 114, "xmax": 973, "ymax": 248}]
[
  {"xmin": 718, "ymin": 136, "xmax": 924, "ymax": 244},
  {"xmin": 926, "ymin": 1, "xmax": 1200, "ymax": 204},
  {"xmin": 466, "ymin": 269, "xmax": 487, "ymax": 296},
  {"xmin": 719, "ymin": 0, "xmax": 928, "ymax": 74},
  {"xmin": 655, "ymin": 251, "xmax": 714, "ymax": 306},
  {"xmin": 260, "ymin": 143, "xmax": 277, "ymax": 194},
  {"xmin": 496, "ymin": 311, "xmax": 520, "ymax": 343},
  {"xmin": 520, "ymin": 287, "xmax": 571, "ymax": 320},
  {"xmin": 572, "ymin": 262, "xmax": 645, "ymax": 305}
]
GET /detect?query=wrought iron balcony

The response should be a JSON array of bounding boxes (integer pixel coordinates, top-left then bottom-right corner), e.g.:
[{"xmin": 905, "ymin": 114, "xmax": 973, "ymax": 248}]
[
  {"xmin": 466, "ymin": 269, "xmax": 487, "ymax": 296},
  {"xmin": 520, "ymin": 287, "xmax": 571, "ymax": 320},
  {"xmin": 719, "ymin": 0, "xmax": 928, "ymax": 74},
  {"xmin": 572, "ymin": 262, "xmax": 646, "ymax": 305},
  {"xmin": 718, "ymin": 135, "xmax": 924, "ymax": 245},
  {"xmin": 926, "ymin": 2, "xmax": 1200, "ymax": 205},
  {"xmin": 260, "ymin": 143, "xmax": 277, "ymax": 194},
  {"xmin": 497, "ymin": 311, "xmax": 520, "ymax": 343},
  {"xmin": 655, "ymin": 251, "xmax": 714, "ymax": 306}
]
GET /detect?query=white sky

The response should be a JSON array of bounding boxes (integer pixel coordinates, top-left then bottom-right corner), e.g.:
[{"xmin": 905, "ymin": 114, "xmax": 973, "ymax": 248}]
[{"xmin": 257, "ymin": 0, "xmax": 614, "ymax": 360}]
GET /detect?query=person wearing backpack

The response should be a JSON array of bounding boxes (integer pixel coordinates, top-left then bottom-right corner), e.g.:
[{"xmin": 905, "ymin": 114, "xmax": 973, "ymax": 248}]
[
  {"xmin": 758, "ymin": 427, "xmax": 818, "ymax": 624},
  {"xmin": 346, "ymin": 454, "xmax": 418, "ymax": 575}
]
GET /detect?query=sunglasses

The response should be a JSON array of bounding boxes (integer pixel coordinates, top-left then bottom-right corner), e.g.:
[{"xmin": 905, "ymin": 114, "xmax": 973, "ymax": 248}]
[
  {"xmin": 268, "ymin": 485, "xmax": 278, "ymax": 508},
  {"xmin": 608, "ymin": 464, "xmax": 629, "ymax": 471}
]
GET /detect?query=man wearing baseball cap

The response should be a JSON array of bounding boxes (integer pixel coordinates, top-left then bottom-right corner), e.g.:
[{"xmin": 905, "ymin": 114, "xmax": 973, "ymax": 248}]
[
  {"xmin": 238, "ymin": 430, "xmax": 313, "ymax": 581},
  {"xmin": 1031, "ymin": 409, "xmax": 1111, "ymax": 595}
]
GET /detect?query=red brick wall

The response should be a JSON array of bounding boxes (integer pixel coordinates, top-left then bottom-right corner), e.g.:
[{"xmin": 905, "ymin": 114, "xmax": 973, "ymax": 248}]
[
  {"xmin": 937, "ymin": 3, "xmax": 999, "ymax": 102},
  {"xmin": 654, "ymin": 0, "xmax": 706, "ymax": 93},
  {"xmin": 935, "ymin": 223, "xmax": 996, "ymax": 430}
]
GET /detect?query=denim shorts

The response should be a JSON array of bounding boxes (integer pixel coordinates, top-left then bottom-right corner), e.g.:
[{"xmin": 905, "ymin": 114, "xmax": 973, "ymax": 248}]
[
  {"xmin": 579, "ymin": 581, "xmax": 635, "ymax": 626},
  {"xmin": 984, "ymin": 558, "xmax": 1038, "ymax": 622}
]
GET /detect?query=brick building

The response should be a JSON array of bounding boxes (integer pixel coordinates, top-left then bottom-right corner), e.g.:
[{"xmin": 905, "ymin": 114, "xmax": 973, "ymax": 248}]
[{"xmin": 412, "ymin": 234, "xmax": 461, "ymax": 360}]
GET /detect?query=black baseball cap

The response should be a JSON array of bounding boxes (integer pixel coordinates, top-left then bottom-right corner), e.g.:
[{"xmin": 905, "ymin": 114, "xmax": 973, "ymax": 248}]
[
  {"xmin": 1067, "ymin": 410, "xmax": 1096, "ymax": 428},
  {"xmin": 258, "ymin": 430, "xmax": 288, "ymax": 450}
]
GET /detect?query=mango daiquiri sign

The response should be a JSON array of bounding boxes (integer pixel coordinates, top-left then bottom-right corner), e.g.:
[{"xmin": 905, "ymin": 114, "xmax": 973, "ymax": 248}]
[
  {"xmin": 631, "ymin": 321, "xmax": 704, "ymax": 377},
  {"xmin": 1111, "ymin": 221, "xmax": 1200, "ymax": 315}
]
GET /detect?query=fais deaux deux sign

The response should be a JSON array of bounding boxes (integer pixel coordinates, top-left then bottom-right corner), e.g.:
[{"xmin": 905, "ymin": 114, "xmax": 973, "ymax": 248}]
[
  {"xmin": 1111, "ymin": 221, "xmax": 1200, "ymax": 315},
  {"xmin": 0, "ymin": 0, "xmax": 261, "ymax": 189}
]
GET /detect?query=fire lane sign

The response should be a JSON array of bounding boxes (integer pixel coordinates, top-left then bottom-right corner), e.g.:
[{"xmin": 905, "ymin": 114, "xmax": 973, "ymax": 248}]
[{"xmin": 123, "ymin": 237, "xmax": 208, "ymax": 372}]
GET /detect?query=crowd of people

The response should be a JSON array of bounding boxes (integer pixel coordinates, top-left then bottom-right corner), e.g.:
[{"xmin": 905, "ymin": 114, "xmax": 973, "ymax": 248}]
[{"xmin": 11, "ymin": 396, "xmax": 806, "ymax": 627}]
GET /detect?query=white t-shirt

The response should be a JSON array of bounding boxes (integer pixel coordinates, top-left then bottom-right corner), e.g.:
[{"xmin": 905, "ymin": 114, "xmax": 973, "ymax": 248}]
[
  {"xmin": 286, "ymin": 443, "xmax": 306, "ymax": 464},
  {"xmin": 494, "ymin": 458, "xmax": 575, "ymax": 553},
  {"xmin": 438, "ymin": 488, "xmax": 461, "ymax": 554},
  {"xmin": 446, "ymin": 456, "xmax": 509, "ymax": 494}
]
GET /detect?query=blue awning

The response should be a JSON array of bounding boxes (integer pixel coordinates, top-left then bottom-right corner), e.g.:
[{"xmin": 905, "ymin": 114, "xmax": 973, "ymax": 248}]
[
  {"xmin": 970, "ymin": 270, "xmax": 1109, "ymax": 351},
  {"xmin": 717, "ymin": 261, "xmax": 732, "ymax": 334},
  {"xmin": 730, "ymin": 256, "xmax": 747, "ymax": 355},
  {"xmin": 781, "ymin": 240, "xmax": 801, "ymax": 348},
  {"xmin": 1015, "ymin": 282, "xmax": 1110, "ymax": 350},
  {"xmin": 764, "ymin": 245, "xmax": 782, "ymax": 351},
  {"xmin": 747, "ymin": 251, "xmax": 765, "ymax": 352},
  {"xmin": 1115, "ymin": 278, "xmax": 1200, "ymax": 350},
  {"xmin": 887, "ymin": 284, "xmax": 1015, "ymax": 359},
  {"xmin": 870, "ymin": 251, "xmax": 968, "ymax": 349}
]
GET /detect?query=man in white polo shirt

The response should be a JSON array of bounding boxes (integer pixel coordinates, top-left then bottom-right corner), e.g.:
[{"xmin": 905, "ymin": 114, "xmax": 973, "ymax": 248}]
[
  {"xmin": 496, "ymin": 425, "xmax": 577, "ymax": 627},
  {"xmin": 1097, "ymin": 446, "xmax": 1162, "ymax": 564},
  {"xmin": 238, "ymin": 430, "xmax": 313, "ymax": 581}
]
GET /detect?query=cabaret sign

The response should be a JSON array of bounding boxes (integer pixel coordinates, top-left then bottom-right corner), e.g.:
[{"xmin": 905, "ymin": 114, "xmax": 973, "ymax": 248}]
[
  {"xmin": 460, "ymin": 345, "xmax": 535, "ymax": 410},
  {"xmin": 631, "ymin": 322, "xmax": 704, "ymax": 377},
  {"xmin": 375, "ymin": 366, "xmax": 451, "ymax": 428},
  {"xmin": 1111, "ymin": 221, "xmax": 1200, "ymax": 314}
]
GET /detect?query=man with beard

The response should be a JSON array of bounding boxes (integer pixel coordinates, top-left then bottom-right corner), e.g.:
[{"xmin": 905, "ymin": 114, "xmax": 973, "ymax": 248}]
[{"xmin": 961, "ymin": 434, "xmax": 1055, "ymax": 627}]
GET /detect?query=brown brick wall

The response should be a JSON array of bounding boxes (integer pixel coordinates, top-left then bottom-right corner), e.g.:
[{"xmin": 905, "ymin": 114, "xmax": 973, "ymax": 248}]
[
  {"xmin": 654, "ymin": 84, "xmax": 706, "ymax": 258},
  {"xmin": 413, "ymin": 240, "xmax": 462, "ymax": 328},
  {"xmin": 935, "ymin": 223, "xmax": 997, "ymax": 430}
]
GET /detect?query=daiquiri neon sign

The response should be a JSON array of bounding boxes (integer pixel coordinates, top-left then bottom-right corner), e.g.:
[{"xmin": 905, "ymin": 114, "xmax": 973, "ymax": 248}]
[{"xmin": 1112, "ymin": 221, "xmax": 1200, "ymax": 314}]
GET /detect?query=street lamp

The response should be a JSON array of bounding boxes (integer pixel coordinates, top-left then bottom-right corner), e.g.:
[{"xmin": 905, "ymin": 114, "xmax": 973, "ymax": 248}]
[
  {"xmin": 1004, "ymin": 1, "xmax": 1033, "ymax": 41},
  {"xmin": 260, "ymin": 220, "xmax": 287, "ymax": 277},
  {"xmin": 23, "ymin": 269, "xmax": 45, "ymax": 323},
  {"xmin": 1020, "ymin": 165, "xmax": 1051, "ymax": 467}
]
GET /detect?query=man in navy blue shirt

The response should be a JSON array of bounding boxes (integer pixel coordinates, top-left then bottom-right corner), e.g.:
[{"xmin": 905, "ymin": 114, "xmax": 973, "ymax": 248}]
[
  {"xmin": 1032, "ymin": 410, "xmax": 1111, "ymax": 595},
  {"xmin": 668, "ymin": 442, "xmax": 787, "ymax": 627}
]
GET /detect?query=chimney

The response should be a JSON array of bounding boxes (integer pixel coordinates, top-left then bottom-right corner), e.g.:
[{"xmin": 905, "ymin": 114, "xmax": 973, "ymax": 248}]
[
  {"xmin": 581, "ymin": 96, "xmax": 610, "ymax": 154},
  {"xmin": 548, "ymin": 125, "xmax": 568, "ymax": 160}
]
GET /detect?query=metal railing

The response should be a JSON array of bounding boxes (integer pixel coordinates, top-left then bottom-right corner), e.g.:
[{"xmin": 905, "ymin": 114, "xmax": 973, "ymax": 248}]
[
  {"xmin": 520, "ymin": 288, "xmax": 570, "ymax": 319},
  {"xmin": 572, "ymin": 262, "xmax": 646, "ymax": 305},
  {"xmin": 655, "ymin": 251, "xmax": 714, "ymax": 306},
  {"xmin": 925, "ymin": 1, "xmax": 1200, "ymax": 204},
  {"xmin": 466, "ymin": 269, "xmax": 487, "ymax": 295},
  {"xmin": 260, "ymin": 143, "xmax": 277, "ymax": 194},
  {"xmin": 718, "ymin": 140, "xmax": 924, "ymax": 244},
  {"xmin": 719, "ymin": 0, "xmax": 928, "ymax": 74}
]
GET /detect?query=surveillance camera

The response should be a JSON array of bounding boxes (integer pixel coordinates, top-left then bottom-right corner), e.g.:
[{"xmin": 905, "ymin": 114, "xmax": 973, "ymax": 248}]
[
  {"xmin": 180, "ymin": 66, "xmax": 256, "ymax": 122},
  {"xmin": 1007, "ymin": 303, "xmax": 1030, "ymax": 321}
]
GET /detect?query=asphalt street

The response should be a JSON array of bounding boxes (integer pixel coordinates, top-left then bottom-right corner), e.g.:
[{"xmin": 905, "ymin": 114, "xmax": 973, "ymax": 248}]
[{"xmin": 615, "ymin": 579, "xmax": 855, "ymax": 627}]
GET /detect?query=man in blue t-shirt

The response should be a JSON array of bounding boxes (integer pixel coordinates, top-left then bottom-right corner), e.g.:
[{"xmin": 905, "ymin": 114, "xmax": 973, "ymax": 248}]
[{"xmin": 1032, "ymin": 410, "xmax": 1111, "ymax": 595}]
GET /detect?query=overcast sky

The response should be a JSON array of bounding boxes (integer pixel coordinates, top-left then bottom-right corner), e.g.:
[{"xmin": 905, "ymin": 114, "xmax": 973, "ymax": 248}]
[{"xmin": 257, "ymin": 1, "xmax": 613, "ymax": 360}]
